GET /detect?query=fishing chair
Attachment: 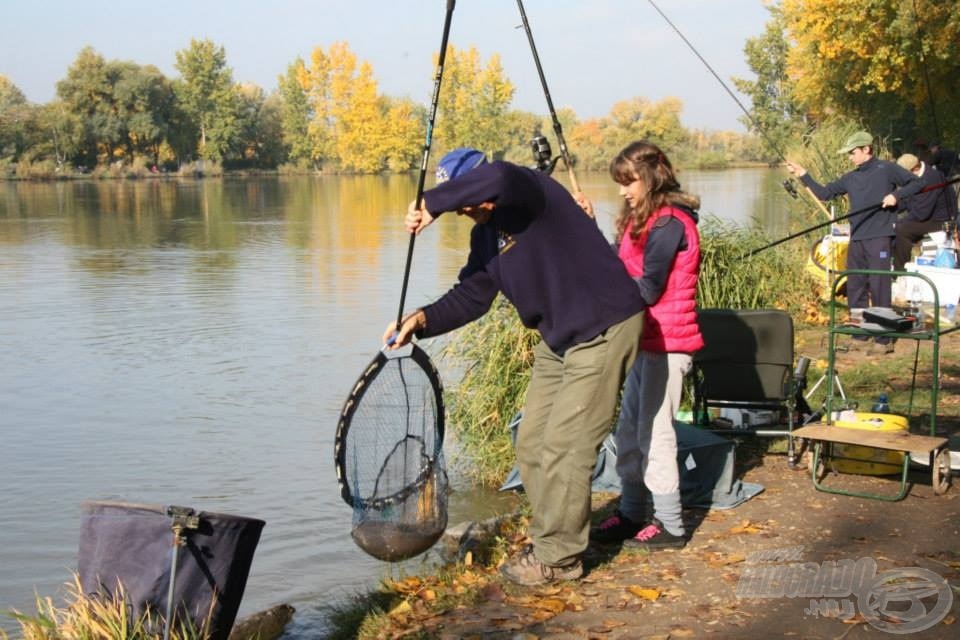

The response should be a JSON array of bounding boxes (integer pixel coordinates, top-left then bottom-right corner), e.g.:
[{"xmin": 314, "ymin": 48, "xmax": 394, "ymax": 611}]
[{"xmin": 691, "ymin": 308, "xmax": 806, "ymax": 467}]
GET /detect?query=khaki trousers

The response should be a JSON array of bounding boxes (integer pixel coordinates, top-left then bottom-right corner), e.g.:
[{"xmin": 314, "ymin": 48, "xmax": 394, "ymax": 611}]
[{"xmin": 516, "ymin": 311, "xmax": 643, "ymax": 566}]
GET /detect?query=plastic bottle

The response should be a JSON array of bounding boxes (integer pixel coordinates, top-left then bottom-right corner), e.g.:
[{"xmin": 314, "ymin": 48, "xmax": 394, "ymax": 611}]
[
  {"xmin": 871, "ymin": 393, "xmax": 890, "ymax": 414},
  {"xmin": 908, "ymin": 283, "xmax": 923, "ymax": 329}
]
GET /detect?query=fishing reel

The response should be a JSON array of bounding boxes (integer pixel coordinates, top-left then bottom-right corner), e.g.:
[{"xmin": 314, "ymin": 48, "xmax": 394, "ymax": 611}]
[
  {"xmin": 531, "ymin": 135, "xmax": 560, "ymax": 174},
  {"xmin": 782, "ymin": 178, "xmax": 799, "ymax": 199}
]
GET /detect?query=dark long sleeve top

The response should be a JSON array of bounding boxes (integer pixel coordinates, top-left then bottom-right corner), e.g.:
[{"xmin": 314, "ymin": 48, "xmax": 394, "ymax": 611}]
[
  {"xmin": 800, "ymin": 157, "xmax": 922, "ymax": 240},
  {"xmin": 632, "ymin": 208, "xmax": 697, "ymax": 306},
  {"xmin": 898, "ymin": 163, "xmax": 956, "ymax": 223},
  {"xmin": 418, "ymin": 161, "xmax": 645, "ymax": 354}
]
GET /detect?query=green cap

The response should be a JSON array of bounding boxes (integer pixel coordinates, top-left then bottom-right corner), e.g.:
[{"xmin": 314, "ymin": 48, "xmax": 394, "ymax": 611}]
[{"xmin": 837, "ymin": 130, "xmax": 874, "ymax": 154}]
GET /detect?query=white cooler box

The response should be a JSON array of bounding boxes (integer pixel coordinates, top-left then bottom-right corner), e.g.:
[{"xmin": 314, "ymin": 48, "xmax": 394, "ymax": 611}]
[{"xmin": 903, "ymin": 262, "xmax": 960, "ymax": 305}]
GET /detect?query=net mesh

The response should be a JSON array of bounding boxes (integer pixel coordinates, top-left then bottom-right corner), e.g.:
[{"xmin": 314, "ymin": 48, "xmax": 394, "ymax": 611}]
[{"xmin": 336, "ymin": 345, "xmax": 448, "ymax": 561}]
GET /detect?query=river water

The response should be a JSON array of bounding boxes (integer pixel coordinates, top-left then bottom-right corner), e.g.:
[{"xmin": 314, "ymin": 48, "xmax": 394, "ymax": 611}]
[{"xmin": 0, "ymin": 168, "xmax": 787, "ymax": 637}]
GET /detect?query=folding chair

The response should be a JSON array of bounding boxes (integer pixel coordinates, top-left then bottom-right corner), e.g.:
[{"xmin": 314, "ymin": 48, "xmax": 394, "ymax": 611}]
[{"xmin": 691, "ymin": 308, "xmax": 803, "ymax": 466}]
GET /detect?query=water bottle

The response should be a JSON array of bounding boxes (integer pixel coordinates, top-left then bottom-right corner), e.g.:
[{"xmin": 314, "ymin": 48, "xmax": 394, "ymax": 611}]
[{"xmin": 871, "ymin": 393, "xmax": 890, "ymax": 414}]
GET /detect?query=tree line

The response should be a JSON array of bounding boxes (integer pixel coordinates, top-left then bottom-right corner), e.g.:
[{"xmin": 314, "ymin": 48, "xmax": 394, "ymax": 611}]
[
  {"xmin": 2, "ymin": 0, "xmax": 955, "ymax": 178},
  {"xmin": 0, "ymin": 37, "xmax": 759, "ymax": 178}
]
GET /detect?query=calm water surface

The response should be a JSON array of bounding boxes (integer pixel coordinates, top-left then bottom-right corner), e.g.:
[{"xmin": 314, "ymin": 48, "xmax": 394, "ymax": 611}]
[{"xmin": 0, "ymin": 169, "xmax": 787, "ymax": 636}]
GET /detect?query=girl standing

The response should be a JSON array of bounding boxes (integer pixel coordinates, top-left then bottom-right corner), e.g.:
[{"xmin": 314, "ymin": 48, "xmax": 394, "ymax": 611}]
[{"xmin": 581, "ymin": 140, "xmax": 704, "ymax": 549}]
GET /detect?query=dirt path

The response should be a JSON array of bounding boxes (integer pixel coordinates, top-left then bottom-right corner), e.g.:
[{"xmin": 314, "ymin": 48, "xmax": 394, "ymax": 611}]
[{"xmin": 419, "ymin": 459, "xmax": 959, "ymax": 639}]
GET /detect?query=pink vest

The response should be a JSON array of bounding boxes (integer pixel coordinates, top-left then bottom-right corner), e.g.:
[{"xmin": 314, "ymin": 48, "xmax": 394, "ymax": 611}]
[{"xmin": 618, "ymin": 206, "xmax": 704, "ymax": 353}]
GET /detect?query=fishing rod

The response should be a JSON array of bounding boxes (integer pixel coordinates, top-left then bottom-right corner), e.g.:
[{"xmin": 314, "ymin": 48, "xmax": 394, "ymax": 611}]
[
  {"xmin": 396, "ymin": 0, "xmax": 456, "ymax": 330},
  {"xmin": 910, "ymin": 0, "xmax": 941, "ymax": 142},
  {"xmin": 743, "ymin": 175, "xmax": 960, "ymax": 258},
  {"xmin": 515, "ymin": 0, "xmax": 581, "ymax": 196},
  {"xmin": 645, "ymin": 0, "xmax": 834, "ymax": 221}
]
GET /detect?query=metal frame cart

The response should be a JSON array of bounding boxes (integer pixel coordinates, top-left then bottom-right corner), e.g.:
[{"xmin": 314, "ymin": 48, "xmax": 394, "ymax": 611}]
[{"xmin": 792, "ymin": 269, "xmax": 956, "ymax": 500}]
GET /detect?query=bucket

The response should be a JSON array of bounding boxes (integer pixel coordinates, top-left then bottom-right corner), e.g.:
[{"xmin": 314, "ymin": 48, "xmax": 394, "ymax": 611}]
[
  {"xmin": 831, "ymin": 412, "xmax": 907, "ymax": 475},
  {"xmin": 806, "ymin": 235, "xmax": 849, "ymax": 300}
]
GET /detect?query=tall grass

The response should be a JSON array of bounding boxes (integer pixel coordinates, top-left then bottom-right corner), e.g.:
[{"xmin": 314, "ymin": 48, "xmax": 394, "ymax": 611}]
[
  {"xmin": 2, "ymin": 576, "xmax": 210, "ymax": 640},
  {"xmin": 440, "ymin": 296, "xmax": 538, "ymax": 486},
  {"xmin": 698, "ymin": 216, "xmax": 820, "ymax": 314}
]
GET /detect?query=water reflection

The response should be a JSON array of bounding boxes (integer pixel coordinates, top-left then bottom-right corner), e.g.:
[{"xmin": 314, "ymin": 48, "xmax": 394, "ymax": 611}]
[{"xmin": 0, "ymin": 170, "xmax": 786, "ymax": 637}]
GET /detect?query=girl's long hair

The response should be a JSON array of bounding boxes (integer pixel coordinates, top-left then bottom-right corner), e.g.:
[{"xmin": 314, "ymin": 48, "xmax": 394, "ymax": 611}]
[{"xmin": 610, "ymin": 140, "xmax": 700, "ymax": 243}]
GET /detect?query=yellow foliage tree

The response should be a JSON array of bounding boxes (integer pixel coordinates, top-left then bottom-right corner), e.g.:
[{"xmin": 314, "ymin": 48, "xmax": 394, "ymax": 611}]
[
  {"xmin": 781, "ymin": 0, "xmax": 960, "ymax": 139},
  {"xmin": 434, "ymin": 45, "xmax": 515, "ymax": 156}
]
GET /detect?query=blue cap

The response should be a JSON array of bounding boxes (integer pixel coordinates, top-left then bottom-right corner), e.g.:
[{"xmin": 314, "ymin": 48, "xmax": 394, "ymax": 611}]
[{"xmin": 436, "ymin": 147, "xmax": 487, "ymax": 183}]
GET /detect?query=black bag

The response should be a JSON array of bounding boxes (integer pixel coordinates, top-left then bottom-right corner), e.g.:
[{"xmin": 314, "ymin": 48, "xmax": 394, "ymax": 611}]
[{"xmin": 78, "ymin": 501, "xmax": 265, "ymax": 640}]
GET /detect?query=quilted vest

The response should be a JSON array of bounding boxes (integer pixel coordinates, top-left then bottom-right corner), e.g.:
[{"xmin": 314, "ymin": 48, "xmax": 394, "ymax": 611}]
[{"xmin": 618, "ymin": 206, "xmax": 704, "ymax": 353}]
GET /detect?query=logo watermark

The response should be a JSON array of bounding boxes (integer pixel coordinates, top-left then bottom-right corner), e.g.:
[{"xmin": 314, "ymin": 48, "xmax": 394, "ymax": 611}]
[{"xmin": 736, "ymin": 546, "xmax": 953, "ymax": 634}]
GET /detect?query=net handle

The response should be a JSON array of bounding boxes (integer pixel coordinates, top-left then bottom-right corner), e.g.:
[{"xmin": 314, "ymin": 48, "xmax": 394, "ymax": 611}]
[{"xmin": 395, "ymin": 0, "xmax": 457, "ymax": 328}]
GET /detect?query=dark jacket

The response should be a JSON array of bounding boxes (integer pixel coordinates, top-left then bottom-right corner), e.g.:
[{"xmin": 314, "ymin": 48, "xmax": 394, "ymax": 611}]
[
  {"xmin": 419, "ymin": 161, "xmax": 644, "ymax": 354},
  {"xmin": 899, "ymin": 163, "xmax": 957, "ymax": 223},
  {"xmin": 800, "ymin": 157, "xmax": 922, "ymax": 240}
]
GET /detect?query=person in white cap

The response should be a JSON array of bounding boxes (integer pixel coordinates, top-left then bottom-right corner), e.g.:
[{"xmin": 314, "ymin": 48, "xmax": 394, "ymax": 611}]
[
  {"xmin": 893, "ymin": 153, "xmax": 956, "ymax": 271},
  {"xmin": 785, "ymin": 131, "xmax": 922, "ymax": 355}
]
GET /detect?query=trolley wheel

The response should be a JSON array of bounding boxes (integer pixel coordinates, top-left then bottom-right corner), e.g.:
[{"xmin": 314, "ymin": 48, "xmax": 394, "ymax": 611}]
[{"xmin": 932, "ymin": 448, "xmax": 951, "ymax": 495}]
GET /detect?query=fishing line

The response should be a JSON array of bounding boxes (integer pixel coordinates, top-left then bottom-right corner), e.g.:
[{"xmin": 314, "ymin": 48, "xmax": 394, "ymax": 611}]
[
  {"xmin": 645, "ymin": 0, "xmax": 833, "ymax": 220},
  {"xmin": 516, "ymin": 0, "xmax": 581, "ymax": 195},
  {"xmin": 743, "ymin": 175, "xmax": 960, "ymax": 258},
  {"xmin": 910, "ymin": 0, "xmax": 941, "ymax": 141}
]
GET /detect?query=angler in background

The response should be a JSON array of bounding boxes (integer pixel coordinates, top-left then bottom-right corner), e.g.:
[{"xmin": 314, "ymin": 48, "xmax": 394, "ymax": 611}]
[
  {"xmin": 785, "ymin": 131, "xmax": 922, "ymax": 355},
  {"xmin": 892, "ymin": 152, "xmax": 957, "ymax": 272},
  {"xmin": 577, "ymin": 141, "xmax": 703, "ymax": 550},
  {"xmin": 384, "ymin": 147, "xmax": 645, "ymax": 586}
]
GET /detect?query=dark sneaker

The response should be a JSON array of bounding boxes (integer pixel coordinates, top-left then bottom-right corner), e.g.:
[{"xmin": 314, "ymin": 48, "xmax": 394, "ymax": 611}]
[
  {"xmin": 590, "ymin": 510, "xmax": 642, "ymax": 544},
  {"xmin": 500, "ymin": 544, "xmax": 583, "ymax": 586},
  {"xmin": 623, "ymin": 521, "xmax": 687, "ymax": 550}
]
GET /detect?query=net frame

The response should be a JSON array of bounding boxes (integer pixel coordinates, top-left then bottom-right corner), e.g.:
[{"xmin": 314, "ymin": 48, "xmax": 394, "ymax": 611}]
[{"xmin": 334, "ymin": 343, "xmax": 446, "ymax": 511}]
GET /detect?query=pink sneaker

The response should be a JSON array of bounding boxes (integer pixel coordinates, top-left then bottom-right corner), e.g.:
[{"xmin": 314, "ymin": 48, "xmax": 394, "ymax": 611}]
[{"xmin": 623, "ymin": 520, "xmax": 687, "ymax": 549}]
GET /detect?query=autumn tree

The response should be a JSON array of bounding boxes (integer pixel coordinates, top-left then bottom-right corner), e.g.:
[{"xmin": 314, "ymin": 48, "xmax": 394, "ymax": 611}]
[
  {"xmin": 434, "ymin": 45, "xmax": 515, "ymax": 156},
  {"xmin": 277, "ymin": 59, "xmax": 312, "ymax": 165},
  {"xmin": 781, "ymin": 0, "xmax": 960, "ymax": 141},
  {"xmin": 174, "ymin": 39, "xmax": 240, "ymax": 162}
]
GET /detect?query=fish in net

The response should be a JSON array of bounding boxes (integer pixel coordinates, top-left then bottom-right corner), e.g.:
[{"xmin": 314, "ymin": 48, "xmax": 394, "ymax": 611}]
[{"xmin": 335, "ymin": 344, "xmax": 448, "ymax": 561}]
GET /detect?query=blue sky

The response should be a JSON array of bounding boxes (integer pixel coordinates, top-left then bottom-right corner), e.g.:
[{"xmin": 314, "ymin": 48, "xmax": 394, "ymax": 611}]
[{"xmin": 1, "ymin": 0, "xmax": 773, "ymax": 131}]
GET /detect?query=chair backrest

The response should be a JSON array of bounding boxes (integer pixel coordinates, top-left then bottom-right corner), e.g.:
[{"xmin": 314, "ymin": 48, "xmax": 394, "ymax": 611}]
[{"xmin": 694, "ymin": 309, "xmax": 794, "ymax": 404}]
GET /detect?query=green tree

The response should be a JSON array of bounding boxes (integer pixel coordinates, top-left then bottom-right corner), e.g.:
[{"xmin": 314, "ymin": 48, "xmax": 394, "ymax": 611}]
[
  {"xmin": 174, "ymin": 39, "xmax": 240, "ymax": 162},
  {"xmin": 232, "ymin": 83, "xmax": 286, "ymax": 168},
  {"xmin": 113, "ymin": 63, "xmax": 175, "ymax": 164},
  {"xmin": 0, "ymin": 75, "xmax": 30, "ymax": 161},
  {"xmin": 732, "ymin": 3, "xmax": 805, "ymax": 163},
  {"xmin": 277, "ymin": 59, "xmax": 312, "ymax": 165},
  {"xmin": 55, "ymin": 47, "xmax": 114, "ymax": 166}
]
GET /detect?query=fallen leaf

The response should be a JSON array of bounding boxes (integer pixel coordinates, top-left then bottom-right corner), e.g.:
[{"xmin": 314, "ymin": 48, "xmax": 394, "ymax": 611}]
[
  {"xmin": 388, "ymin": 599, "xmax": 412, "ymax": 617},
  {"xmin": 602, "ymin": 619, "xmax": 626, "ymax": 628},
  {"xmin": 670, "ymin": 625, "xmax": 696, "ymax": 637},
  {"xmin": 626, "ymin": 586, "xmax": 661, "ymax": 601},
  {"xmin": 729, "ymin": 520, "xmax": 765, "ymax": 535},
  {"xmin": 537, "ymin": 598, "xmax": 567, "ymax": 614}
]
